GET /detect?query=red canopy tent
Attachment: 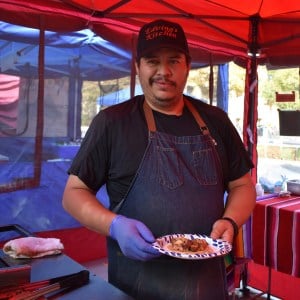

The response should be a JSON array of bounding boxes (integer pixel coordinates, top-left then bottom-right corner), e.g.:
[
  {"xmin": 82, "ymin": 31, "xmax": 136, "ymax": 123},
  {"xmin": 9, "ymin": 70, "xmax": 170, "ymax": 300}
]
[{"xmin": 1, "ymin": 0, "xmax": 299, "ymax": 66}]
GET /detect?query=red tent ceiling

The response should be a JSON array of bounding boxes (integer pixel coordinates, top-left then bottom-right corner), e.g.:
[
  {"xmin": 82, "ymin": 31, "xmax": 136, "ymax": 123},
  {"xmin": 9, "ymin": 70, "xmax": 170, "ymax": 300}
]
[{"xmin": 1, "ymin": 0, "xmax": 300, "ymax": 68}]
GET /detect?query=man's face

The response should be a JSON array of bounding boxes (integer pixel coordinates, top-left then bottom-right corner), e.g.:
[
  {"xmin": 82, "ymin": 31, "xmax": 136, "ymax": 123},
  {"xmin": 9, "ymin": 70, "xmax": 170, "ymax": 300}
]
[{"xmin": 136, "ymin": 48, "xmax": 190, "ymax": 110}]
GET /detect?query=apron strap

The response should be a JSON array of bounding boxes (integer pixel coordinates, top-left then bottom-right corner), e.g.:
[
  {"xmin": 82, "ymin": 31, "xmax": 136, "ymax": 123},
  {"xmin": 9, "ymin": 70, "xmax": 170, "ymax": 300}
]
[
  {"xmin": 143, "ymin": 98, "xmax": 213, "ymax": 137},
  {"xmin": 143, "ymin": 100, "xmax": 157, "ymax": 131},
  {"xmin": 183, "ymin": 98, "xmax": 210, "ymax": 135}
]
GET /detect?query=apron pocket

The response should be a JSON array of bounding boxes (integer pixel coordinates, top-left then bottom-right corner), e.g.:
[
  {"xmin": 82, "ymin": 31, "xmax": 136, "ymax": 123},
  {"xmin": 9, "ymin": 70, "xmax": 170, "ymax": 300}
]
[
  {"xmin": 193, "ymin": 148, "xmax": 218, "ymax": 185},
  {"xmin": 157, "ymin": 146, "xmax": 183, "ymax": 189}
]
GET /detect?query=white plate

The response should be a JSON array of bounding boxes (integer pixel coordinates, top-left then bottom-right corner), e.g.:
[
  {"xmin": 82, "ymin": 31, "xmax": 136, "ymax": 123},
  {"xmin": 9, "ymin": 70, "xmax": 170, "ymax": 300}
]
[{"xmin": 152, "ymin": 233, "xmax": 232, "ymax": 260}]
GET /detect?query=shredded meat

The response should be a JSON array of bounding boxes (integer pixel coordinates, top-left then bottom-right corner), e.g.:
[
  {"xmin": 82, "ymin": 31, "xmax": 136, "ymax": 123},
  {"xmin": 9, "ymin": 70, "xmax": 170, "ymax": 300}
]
[{"xmin": 169, "ymin": 237, "xmax": 209, "ymax": 252}]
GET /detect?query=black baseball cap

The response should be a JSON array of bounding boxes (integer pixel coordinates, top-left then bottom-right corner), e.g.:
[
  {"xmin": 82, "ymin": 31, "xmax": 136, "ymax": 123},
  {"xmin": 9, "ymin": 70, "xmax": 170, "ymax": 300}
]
[{"xmin": 136, "ymin": 19, "xmax": 190, "ymax": 61}]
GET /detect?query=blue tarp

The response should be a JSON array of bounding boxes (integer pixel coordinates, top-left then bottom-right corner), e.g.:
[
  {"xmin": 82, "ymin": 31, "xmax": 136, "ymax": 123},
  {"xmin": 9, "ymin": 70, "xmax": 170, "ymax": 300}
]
[
  {"xmin": 0, "ymin": 138, "xmax": 109, "ymax": 233},
  {"xmin": 0, "ymin": 22, "xmax": 132, "ymax": 80}
]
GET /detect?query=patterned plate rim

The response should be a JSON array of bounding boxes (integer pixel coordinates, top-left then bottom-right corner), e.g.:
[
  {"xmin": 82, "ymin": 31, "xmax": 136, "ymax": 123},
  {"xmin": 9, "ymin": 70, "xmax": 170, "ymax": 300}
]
[{"xmin": 152, "ymin": 233, "xmax": 232, "ymax": 260}]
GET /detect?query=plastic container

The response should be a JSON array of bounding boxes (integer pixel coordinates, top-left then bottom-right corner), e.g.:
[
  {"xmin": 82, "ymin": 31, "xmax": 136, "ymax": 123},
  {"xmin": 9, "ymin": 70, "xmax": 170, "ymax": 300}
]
[
  {"xmin": 286, "ymin": 179, "xmax": 300, "ymax": 195},
  {"xmin": 255, "ymin": 183, "xmax": 264, "ymax": 197}
]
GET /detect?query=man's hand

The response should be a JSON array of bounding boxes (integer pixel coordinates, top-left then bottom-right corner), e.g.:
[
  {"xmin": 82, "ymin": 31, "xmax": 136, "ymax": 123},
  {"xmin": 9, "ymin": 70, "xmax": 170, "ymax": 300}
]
[
  {"xmin": 210, "ymin": 218, "xmax": 237, "ymax": 244},
  {"xmin": 109, "ymin": 215, "xmax": 161, "ymax": 261}
]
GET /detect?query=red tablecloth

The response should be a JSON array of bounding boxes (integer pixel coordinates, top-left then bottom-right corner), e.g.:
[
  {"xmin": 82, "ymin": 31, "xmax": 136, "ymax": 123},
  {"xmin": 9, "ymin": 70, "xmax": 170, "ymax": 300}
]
[{"xmin": 252, "ymin": 195, "xmax": 300, "ymax": 277}]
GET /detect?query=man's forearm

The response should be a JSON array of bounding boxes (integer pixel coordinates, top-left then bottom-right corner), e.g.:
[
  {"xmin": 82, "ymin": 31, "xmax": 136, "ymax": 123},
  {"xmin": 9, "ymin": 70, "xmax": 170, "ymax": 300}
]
[
  {"xmin": 224, "ymin": 174, "xmax": 256, "ymax": 228},
  {"xmin": 62, "ymin": 186, "xmax": 116, "ymax": 236}
]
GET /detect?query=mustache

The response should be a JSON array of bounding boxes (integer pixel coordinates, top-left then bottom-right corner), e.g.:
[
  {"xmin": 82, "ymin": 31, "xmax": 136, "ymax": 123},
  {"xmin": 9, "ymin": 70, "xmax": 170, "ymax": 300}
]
[{"xmin": 150, "ymin": 77, "xmax": 176, "ymax": 86}]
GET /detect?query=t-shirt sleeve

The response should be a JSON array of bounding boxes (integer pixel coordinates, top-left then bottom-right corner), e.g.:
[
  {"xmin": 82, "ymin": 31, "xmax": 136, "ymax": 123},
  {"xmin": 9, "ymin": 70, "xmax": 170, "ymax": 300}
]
[{"xmin": 201, "ymin": 103, "xmax": 254, "ymax": 187}]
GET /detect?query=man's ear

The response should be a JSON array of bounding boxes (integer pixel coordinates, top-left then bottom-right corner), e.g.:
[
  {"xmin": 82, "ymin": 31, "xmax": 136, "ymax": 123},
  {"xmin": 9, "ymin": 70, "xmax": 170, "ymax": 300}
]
[
  {"xmin": 188, "ymin": 61, "xmax": 191, "ymax": 72},
  {"xmin": 135, "ymin": 61, "xmax": 139, "ymax": 75}
]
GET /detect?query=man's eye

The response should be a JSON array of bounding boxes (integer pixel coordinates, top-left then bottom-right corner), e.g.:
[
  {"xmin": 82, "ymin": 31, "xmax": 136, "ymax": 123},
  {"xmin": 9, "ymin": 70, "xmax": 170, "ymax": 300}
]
[
  {"xmin": 147, "ymin": 59, "xmax": 158, "ymax": 65},
  {"xmin": 170, "ymin": 59, "xmax": 180, "ymax": 64}
]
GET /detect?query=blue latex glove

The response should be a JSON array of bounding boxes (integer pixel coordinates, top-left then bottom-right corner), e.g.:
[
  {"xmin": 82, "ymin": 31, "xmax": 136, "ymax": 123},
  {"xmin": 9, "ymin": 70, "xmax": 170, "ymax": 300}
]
[{"xmin": 109, "ymin": 215, "xmax": 161, "ymax": 261}]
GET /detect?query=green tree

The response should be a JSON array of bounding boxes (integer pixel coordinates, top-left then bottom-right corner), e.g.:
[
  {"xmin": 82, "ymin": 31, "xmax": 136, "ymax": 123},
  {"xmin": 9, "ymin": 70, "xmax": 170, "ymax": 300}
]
[
  {"xmin": 228, "ymin": 63, "xmax": 245, "ymax": 98},
  {"xmin": 259, "ymin": 68, "xmax": 300, "ymax": 109}
]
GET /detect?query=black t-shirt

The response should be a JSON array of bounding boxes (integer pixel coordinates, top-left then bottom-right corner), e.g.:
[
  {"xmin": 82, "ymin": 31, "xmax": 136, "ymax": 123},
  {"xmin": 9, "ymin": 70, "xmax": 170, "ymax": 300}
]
[{"xmin": 69, "ymin": 95, "xmax": 253, "ymax": 209}]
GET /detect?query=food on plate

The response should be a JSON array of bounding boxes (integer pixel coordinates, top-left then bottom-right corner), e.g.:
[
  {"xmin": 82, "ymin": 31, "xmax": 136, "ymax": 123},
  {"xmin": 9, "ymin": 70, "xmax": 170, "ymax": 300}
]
[
  {"xmin": 166, "ymin": 236, "xmax": 210, "ymax": 253},
  {"xmin": 153, "ymin": 234, "xmax": 232, "ymax": 259},
  {"xmin": 3, "ymin": 237, "xmax": 64, "ymax": 258}
]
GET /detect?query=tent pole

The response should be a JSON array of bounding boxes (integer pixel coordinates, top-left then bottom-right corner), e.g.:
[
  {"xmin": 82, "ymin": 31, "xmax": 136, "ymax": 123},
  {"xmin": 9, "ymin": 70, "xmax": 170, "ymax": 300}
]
[
  {"xmin": 247, "ymin": 56, "xmax": 258, "ymax": 183},
  {"xmin": 209, "ymin": 55, "xmax": 214, "ymax": 105},
  {"xmin": 33, "ymin": 17, "xmax": 45, "ymax": 188},
  {"xmin": 130, "ymin": 34, "xmax": 137, "ymax": 98},
  {"xmin": 246, "ymin": 15, "xmax": 259, "ymax": 183},
  {"xmin": 217, "ymin": 64, "xmax": 229, "ymax": 112}
]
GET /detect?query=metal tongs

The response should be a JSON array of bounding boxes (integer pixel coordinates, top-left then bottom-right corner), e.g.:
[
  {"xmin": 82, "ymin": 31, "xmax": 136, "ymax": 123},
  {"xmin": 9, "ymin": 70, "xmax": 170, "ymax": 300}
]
[{"xmin": 0, "ymin": 270, "xmax": 89, "ymax": 300}]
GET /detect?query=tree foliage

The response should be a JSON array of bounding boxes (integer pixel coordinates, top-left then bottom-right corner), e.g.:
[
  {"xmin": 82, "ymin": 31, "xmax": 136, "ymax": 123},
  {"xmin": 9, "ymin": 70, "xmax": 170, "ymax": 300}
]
[
  {"xmin": 259, "ymin": 67, "xmax": 300, "ymax": 109},
  {"xmin": 228, "ymin": 63, "xmax": 245, "ymax": 97}
]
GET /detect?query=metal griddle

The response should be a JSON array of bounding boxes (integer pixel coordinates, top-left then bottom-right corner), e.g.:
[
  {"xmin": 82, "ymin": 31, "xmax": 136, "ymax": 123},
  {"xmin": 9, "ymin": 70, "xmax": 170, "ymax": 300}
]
[{"xmin": 0, "ymin": 224, "xmax": 32, "ymax": 288}]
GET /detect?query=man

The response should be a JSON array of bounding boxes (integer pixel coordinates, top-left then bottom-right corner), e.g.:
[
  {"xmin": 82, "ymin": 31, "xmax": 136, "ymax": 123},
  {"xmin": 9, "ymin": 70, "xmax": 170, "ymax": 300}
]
[{"xmin": 63, "ymin": 19, "xmax": 256, "ymax": 299}]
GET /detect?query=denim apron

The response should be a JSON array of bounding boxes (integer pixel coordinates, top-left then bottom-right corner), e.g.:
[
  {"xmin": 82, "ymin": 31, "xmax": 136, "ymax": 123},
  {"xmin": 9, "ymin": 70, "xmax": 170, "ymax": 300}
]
[{"xmin": 107, "ymin": 99, "xmax": 228, "ymax": 300}]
